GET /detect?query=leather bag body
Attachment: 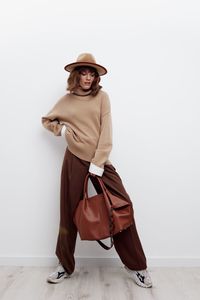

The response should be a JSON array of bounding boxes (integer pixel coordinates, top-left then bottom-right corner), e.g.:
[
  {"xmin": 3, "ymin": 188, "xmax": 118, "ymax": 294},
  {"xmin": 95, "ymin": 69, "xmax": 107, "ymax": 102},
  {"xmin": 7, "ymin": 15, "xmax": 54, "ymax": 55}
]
[{"xmin": 73, "ymin": 173, "xmax": 134, "ymax": 249}]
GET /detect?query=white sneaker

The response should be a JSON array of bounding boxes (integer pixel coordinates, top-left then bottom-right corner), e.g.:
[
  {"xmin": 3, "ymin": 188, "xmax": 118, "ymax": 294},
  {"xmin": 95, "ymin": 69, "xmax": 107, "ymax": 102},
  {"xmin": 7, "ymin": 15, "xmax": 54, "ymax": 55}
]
[
  {"xmin": 124, "ymin": 265, "xmax": 152, "ymax": 288},
  {"xmin": 47, "ymin": 262, "xmax": 71, "ymax": 283}
]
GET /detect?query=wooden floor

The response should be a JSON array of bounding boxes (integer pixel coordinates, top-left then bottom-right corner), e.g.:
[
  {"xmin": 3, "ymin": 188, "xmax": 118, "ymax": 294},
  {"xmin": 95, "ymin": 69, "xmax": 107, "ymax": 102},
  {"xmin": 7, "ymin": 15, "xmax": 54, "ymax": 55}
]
[{"xmin": 0, "ymin": 266, "xmax": 199, "ymax": 300}]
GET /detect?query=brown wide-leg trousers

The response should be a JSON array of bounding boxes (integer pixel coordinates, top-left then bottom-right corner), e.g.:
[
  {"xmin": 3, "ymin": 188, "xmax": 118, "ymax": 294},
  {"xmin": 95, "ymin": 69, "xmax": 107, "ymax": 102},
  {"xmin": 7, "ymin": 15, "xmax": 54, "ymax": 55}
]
[{"xmin": 55, "ymin": 147, "xmax": 147, "ymax": 275}]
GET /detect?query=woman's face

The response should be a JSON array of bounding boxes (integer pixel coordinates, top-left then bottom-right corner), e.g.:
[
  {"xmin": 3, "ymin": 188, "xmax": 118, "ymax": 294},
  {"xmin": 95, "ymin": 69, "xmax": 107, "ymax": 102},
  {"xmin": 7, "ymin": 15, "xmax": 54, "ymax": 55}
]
[{"xmin": 79, "ymin": 68, "xmax": 95, "ymax": 90}]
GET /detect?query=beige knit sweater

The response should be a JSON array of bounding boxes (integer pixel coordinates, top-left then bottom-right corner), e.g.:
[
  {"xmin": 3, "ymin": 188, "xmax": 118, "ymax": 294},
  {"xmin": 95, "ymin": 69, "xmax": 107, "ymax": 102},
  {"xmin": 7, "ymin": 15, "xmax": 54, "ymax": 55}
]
[{"xmin": 41, "ymin": 88, "xmax": 113, "ymax": 175}]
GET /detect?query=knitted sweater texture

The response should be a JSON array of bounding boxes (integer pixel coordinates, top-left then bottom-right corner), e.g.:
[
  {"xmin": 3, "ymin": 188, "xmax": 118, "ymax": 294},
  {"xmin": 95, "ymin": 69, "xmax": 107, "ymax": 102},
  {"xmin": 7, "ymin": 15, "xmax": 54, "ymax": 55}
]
[{"xmin": 41, "ymin": 89, "xmax": 112, "ymax": 168}]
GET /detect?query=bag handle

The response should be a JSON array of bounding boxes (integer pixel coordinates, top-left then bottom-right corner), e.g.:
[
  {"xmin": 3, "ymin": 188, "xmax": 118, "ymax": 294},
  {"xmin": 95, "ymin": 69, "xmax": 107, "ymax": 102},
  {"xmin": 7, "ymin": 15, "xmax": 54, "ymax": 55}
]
[{"xmin": 83, "ymin": 173, "xmax": 115, "ymax": 250}]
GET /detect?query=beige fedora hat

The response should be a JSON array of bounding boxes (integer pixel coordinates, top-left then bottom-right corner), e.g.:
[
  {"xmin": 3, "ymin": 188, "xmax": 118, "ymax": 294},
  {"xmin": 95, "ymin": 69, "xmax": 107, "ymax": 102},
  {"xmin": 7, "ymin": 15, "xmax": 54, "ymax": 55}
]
[{"xmin": 64, "ymin": 53, "xmax": 107, "ymax": 76}]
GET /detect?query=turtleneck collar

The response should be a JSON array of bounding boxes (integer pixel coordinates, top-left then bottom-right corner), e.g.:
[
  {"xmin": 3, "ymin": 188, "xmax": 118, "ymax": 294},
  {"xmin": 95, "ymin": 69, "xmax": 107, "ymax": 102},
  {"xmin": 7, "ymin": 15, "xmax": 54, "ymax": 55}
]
[{"xmin": 72, "ymin": 86, "xmax": 92, "ymax": 96}]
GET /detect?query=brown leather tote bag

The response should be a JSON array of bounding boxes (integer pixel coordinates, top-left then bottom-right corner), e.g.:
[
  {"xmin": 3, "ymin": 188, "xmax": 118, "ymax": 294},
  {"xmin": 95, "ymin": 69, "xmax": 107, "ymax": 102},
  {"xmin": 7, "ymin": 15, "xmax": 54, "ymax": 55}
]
[{"xmin": 73, "ymin": 173, "xmax": 134, "ymax": 250}]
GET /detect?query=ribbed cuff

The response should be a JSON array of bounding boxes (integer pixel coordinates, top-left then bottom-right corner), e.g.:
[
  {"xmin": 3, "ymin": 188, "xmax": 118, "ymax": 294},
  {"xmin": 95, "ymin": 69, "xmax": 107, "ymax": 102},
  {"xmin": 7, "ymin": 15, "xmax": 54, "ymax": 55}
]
[
  {"xmin": 89, "ymin": 162, "xmax": 104, "ymax": 177},
  {"xmin": 61, "ymin": 125, "xmax": 67, "ymax": 137}
]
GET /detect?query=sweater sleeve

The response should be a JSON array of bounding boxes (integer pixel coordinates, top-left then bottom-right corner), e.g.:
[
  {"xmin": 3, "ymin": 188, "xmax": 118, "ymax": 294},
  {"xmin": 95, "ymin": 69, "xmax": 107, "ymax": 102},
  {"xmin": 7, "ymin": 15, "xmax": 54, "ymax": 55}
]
[
  {"xmin": 90, "ymin": 92, "xmax": 113, "ymax": 169},
  {"xmin": 41, "ymin": 99, "xmax": 65, "ymax": 136}
]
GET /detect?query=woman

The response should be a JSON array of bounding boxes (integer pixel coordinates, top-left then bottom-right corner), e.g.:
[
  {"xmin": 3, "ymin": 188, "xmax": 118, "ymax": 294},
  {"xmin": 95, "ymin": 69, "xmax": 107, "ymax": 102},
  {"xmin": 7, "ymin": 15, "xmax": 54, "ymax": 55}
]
[{"xmin": 41, "ymin": 53, "xmax": 152, "ymax": 288}]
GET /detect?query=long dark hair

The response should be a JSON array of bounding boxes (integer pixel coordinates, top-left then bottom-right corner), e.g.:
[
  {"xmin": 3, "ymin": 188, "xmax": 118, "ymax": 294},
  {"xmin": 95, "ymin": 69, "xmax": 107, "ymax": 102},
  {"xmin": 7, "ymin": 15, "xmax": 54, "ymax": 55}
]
[{"xmin": 66, "ymin": 66, "xmax": 102, "ymax": 96}]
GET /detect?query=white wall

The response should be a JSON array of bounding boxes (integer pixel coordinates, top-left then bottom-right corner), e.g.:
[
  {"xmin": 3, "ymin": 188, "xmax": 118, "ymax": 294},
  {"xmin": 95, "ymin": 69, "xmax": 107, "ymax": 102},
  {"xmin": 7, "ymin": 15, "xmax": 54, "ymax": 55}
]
[{"xmin": 0, "ymin": 0, "xmax": 200, "ymax": 267}]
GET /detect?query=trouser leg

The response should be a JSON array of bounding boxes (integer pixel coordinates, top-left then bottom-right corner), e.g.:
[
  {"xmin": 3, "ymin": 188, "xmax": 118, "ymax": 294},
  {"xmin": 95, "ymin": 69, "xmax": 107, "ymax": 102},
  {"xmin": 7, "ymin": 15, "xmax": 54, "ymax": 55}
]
[
  {"xmin": 55, "ymin": 147, "xmax": 147, "ymax": 273},
  {"xmin": 90, "ymin": 164, "xmax": 147, "ymax": 270},
  {"xmin": 55, "ymin": 147, "xmax": 88, "ymax": 275}
]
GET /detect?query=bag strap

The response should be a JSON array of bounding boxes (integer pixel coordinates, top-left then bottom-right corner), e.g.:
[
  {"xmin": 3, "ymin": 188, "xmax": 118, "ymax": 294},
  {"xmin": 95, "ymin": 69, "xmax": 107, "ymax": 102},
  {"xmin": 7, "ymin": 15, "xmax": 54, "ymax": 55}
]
[
  {"xmin": 96, "ymin": 236, "xmax": 114, "ymax": 250},
  {"xmin": 83, "ymin": 173, "xmax": 112, "ymax": 211},
  {"xmin": 83, "ymin": 173, "xmax": 115, "ymax": 250}
]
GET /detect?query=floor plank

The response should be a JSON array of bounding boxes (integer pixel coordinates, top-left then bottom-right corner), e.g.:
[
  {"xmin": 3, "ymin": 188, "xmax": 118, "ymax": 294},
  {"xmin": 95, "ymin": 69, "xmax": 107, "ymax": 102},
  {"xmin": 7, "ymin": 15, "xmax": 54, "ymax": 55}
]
[{"xmin": 0, "ymin": 266, "xmax": 199, "ymax": 300}]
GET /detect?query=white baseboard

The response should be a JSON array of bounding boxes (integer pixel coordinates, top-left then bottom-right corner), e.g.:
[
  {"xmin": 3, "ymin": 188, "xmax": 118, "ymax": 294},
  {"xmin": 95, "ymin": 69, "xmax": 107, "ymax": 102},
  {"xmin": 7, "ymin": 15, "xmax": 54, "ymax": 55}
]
[
  {"xmin": 0, "ymin": 256, "xmax": 200, "ymax": 267},
  {"xmin": 147, "ymin": 257, "xmax": 200, "ymax": 267}
]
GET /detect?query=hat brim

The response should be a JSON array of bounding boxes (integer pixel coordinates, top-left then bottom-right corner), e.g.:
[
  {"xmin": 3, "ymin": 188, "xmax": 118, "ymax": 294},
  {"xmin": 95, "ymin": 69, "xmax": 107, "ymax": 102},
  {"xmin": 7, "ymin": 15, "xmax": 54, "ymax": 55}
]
[{"xmin": 64, "ymin": 62, "xmax": 107, "ymax": 76}]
